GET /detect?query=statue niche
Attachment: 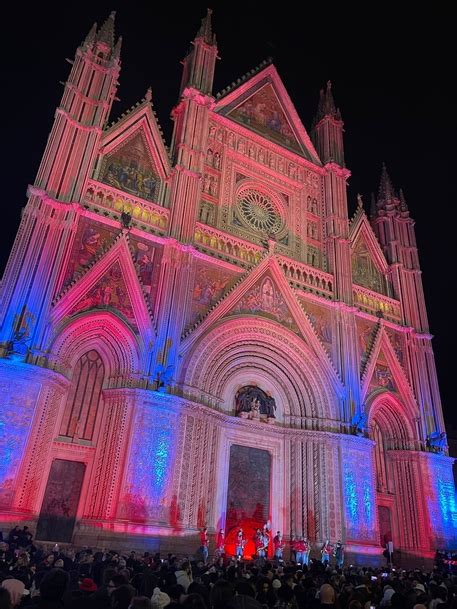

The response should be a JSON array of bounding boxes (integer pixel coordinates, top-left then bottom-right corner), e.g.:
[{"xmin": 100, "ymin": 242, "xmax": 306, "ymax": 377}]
[{"xmin": 235, "ymin": 385, "xmax": 276, "ymax": 424}]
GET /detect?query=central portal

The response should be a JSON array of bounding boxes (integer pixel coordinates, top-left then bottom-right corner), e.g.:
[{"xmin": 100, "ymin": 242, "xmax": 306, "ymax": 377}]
[{"xmin": 225, "ymin": 444, "xmax": 271, "ymax": 558}]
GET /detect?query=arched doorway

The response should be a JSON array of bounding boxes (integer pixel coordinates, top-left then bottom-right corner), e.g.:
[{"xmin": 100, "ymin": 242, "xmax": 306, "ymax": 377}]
[{"xmin": 369, "ymin": 395, "xmax": 418, "ymax": 553}]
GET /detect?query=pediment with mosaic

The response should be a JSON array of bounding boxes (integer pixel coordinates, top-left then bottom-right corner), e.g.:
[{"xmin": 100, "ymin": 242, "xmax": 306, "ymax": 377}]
[
  {"xmin": 227, "ymin": 83, "xmax": 302, "ymax": 153},
  {"xmin": 351, "ymin": 236, "xmax": 387, "ymax": 294},
  {"xmin": 231, "ymin": 274, "xmax": 299, "ymax": 334},
  {"xmin": 99, "ymin": 132, "xmax": 159, "ymax": 203}
]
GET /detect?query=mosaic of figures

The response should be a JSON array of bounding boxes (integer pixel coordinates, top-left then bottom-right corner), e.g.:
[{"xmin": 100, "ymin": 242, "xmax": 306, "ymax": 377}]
[
  {"xmin": 69, "ymin": 262, "xmax": 138, "ymax": 332},
  {"xmin": 129, "ymin": 236, "xmax": 161, "ymax": 303},
  {"xmin": 386, "ymin": 328, "xmax": 406, "ymax": 370},
  {"xmin": 352, "ymin": 237, "xmax": 386, "ymax": 294},
  {"xmin": 64, "ymin": 219, "xmax": 118, "ymax": 286},
  {"xmin": 189, "ymin": 262, "xmax": 239, "ymax": 327},
  {"xmin": 228, "ymin": 84, "xmax": 301, "ymax": 153},
  {"xmin": 356, "ymin": 318, "xmax": 377, "ymax": 370},
  {"xmin": 369, "ymin": 352, "xmax": 396, "ymax": 394},
  {"xmin": 99, "ymin": 133, "xmax": 159, "ymax": 202},
  {"xmin": 232, "ymin": 275, "xmax": 299, "ymax": 334},
  {"xmin": 208, "ymin": 123, "xmax": 320, "ymax": 189},
  {"xmin": 300, "ymin": 299, "xmax": 333, "ymax": 355}
]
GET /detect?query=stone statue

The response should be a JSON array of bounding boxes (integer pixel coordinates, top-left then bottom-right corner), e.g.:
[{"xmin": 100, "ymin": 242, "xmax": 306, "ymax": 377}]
[
  {"xmin": 426, "ymin": 431, "xmax": 447, "ymax": 454},
  {"xmin": 351, "ymin": 411, "xmax": 367, "ymax": 436},
  {"xmin": 155, "ymin": 363, "xmax": 174, "ymax": 392},
  {"xmin": 235, "ymin": 385, "xmax": 276, "ymax": 421}
]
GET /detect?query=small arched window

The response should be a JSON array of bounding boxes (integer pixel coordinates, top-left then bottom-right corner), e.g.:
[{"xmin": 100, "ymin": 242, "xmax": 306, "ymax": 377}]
[{"xmin": 59, "ymin": 350, "xmax": 105, "ymax": 441}]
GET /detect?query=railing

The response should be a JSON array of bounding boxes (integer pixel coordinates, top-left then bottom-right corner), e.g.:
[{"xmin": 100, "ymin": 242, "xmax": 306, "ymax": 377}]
[
  {"xmin": 277, "ymin": 256, "xmax": 334, "ymax": 299},
  {"xmin": 353, "ymin": 285, "xmax": 402, "ymax": 322},
  {"xmin": 194, "ymin": 223, "xmax": 264, "ymax": 267},
  {"xmin": 84, "ymin": 179, "xmax": 169, "ymax": 232}
]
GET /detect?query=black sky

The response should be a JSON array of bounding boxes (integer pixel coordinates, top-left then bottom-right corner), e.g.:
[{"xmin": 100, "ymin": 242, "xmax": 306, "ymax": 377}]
[{"xmin": 3, "ymin": 3, "xmax": 456, "ymax": 425}]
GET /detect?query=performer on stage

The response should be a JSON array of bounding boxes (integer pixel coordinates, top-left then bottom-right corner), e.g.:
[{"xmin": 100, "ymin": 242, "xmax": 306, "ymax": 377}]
[
  {"xmin": 295, "ymin": 536, "xmax": 305, "ymax": 564},
  {"xmin": 200, "ymin": 527, "xmax": 209, "ymax": 564},
  {"xmin": 321, "ymin": 539, "xmax": 333, "ymax": 565},
  {"xmin": 235, "ymin": 528, "xmax": 246, "ymax": 560},
  {"xmin": 334, "ymin": 539, "xmax": 344, "ymax": 568},
  {"xmin": 255, "ymin": 528, "xmax": 266, "ymax": 558},
  {"xmin": 215, "ymin": 528, "xmax": 225, "ymax": 559},
  {"xmin": 273, "ymin": 531, "xmax": 285, "ymax": 561},
  {"xmin": 262, "ymin": 523, "xmax": 271, "ymax": 557},
  {"xmin": 303, "ymin": 537, "xmax": 311, "ymax": 567},
  {"xmin": 290, "ymin": 534, "xmax": 297, "ymax": 563}
]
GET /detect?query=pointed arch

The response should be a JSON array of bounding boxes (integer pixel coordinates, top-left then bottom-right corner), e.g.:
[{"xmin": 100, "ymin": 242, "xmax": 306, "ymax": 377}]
[
  {"xmin": 367, "ymin": 393, "xmax": 416, "ymax": 447},
  {"xmin": 179, "ymin": 317, "xmax": 341, "ymax": 425},
  {"xmin": 49, "ymin": 311, "xmax": 140, "ymax": 383}
]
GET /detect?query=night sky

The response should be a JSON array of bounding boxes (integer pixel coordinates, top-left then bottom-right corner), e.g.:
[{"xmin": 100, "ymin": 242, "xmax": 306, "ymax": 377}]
[{"xmin": 3, "ymin": 4, "xmax": 455, "ymax": 425}]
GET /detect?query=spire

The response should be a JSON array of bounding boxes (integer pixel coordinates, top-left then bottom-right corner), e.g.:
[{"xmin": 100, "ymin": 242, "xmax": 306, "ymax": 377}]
[
  {"xmin": 197, "ymin": 8, "xmax": 216, "ymax": 45},
  {"xmin": 83, "ymin": 22, "xmax": 97, "ymax": 47},
  {"xmin": 315, "ymin": 81, "xmax": 341, "ymax": 123},
  {"xmin": 311, "ymin": 81, "xmax": 345, "ymax": 165},
  {"xmin": 178, "ymin": 8, "xmax": 218, "ymax": 96},
  {"xmin": 378, "ymin": 163, "xmax": 396, "ymax": 204},
  {"xmin": 98, "ymin": 11, "xmax": 116, "ymax": 48},
  {"xmin": 399, "ymin": 188, "xmax": 410, "ymax": 215},
  {"xmin": 370, "ymin": 192, "xmax": 377, "ymax": 219},
  {"xmin": 113, "ymin": 34, "xmax": 122, "ymax": 60}
]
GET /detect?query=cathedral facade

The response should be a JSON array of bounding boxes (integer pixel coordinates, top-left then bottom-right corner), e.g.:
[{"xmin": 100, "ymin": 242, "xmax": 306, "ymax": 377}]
[{"xmin": 0, "ymin": 12, "xmax": 455, "ymax": 561}]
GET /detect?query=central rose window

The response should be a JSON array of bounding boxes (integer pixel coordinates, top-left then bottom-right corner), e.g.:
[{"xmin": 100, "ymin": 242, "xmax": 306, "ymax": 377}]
[{"xmin": 237, "ymin": 189, "xmax": 282, "ymax": 233}]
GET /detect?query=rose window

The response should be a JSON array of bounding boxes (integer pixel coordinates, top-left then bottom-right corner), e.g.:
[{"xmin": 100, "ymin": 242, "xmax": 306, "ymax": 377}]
[{"xmin": 237, "ymin": 189, "xmax": 282, "ymax": 233}]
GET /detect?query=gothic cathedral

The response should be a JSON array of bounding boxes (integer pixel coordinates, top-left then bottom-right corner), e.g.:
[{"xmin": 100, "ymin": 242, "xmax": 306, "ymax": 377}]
[{"xmin": 0, "ymin": 11, "xmax": 455, "ymax": 561}]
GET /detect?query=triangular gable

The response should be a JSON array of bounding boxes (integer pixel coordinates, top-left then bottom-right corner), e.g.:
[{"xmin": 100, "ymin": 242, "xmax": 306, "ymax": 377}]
[
  {"xmin": 185, "ymin": 259, "xmax": 245, "ymax": 331},
  {"xmin": 181, "ymin": 255, "xmax": 342, "ymax": 392},
  {"xmin": 295, "ymin": 294, "xmax": 334, "ymax": 362},
  {"xmin": 97, "ymin": 100, "xmax": 171, "ymax": 201},
  {"xmin": 361, "ymin": 325, "xmax": 416, "ymax": 408},
  {"xmin": 350, "ymin": 211, "xmax": 389, "ymax": 275},
  {"xmin": 215, "ymin": 64, "xmax": 320, "ymax": 164},
  {"xmin": 356, "ymin": 316, "xmax": 378, "ymax": 376},
  {"xmin": 51, "ymin": 235, "xmax": 154, "ymax": 345},
  {"xmin": 350, "ymin": 212, "xmax": 390, "ymax": 293}
]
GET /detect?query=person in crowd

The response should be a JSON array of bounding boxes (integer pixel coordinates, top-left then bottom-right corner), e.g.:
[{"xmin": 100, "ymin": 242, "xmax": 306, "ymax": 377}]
[{"xmin": 200, "ymin": 528, "xmax": 209, "ymax": 565}]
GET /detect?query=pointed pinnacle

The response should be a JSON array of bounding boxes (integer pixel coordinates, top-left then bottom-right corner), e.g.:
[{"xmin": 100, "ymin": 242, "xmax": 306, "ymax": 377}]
[
  {"xmin": 315, "ymin": 80, "xmax": 339, "ymax": 122},
  {"xmin": 113, "ymin": 35, "xmax": 122, "ymax": 59},
  {"xmin": 84, "ymin": 22, "xmax": 97, "ymax": 46},
  {"xmin": 357, "ymin": 193, "xmax": 364, "ymax": 210},
  {"xmin": 377, "ymin": 163, "xmax": 396, "ymax": 205},
  {"xmin": 98, "ymin": 11, "xmax": 116, "ymax": 48},
  {"xmin": 370, "ymin": 192, "xmax": 377, "ymax": 219},
  {"xmin": 197, "ymin": 8, "xmax": 215, "ymax": 45},
  {"xmin": 399, "ymin": 188, "xmax": 409, "ymax": 213},
  {"xmin": 145, "ymin": 87, "xmax": 152, "ymax": 102}
]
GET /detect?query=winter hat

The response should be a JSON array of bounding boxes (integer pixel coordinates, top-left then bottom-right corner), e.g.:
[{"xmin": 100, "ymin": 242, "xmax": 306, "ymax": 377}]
[
  {"xmin": 272, "ymin": 579, "xmax": 282, "ymax": 589},
  {"xmin": 80, "ymin": 578, "xmax": 97, "ymax": 592},
  {"xmin": 151, "ymin": 587, "xmax": 171, "ymax": 609},
  {"xmin": 381, "ymin": 588, "xmax": 395, "ymax": 605},
  {"xmin": 320, "ymin": 584, "xmax": 336, "ymax": 605},
  {"xmin": 1, "ymin": 579, "xmax": 28, "ymax": 606},
  {"xmin": 414, "ymin": 584, "xmax": 426, "ymax": 594}
]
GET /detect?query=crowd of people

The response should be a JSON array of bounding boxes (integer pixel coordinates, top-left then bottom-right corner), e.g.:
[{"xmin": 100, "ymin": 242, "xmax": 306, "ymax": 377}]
[{"xmin": 0, "ymin": 525, "xmax": 455, "ymax": 609}]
